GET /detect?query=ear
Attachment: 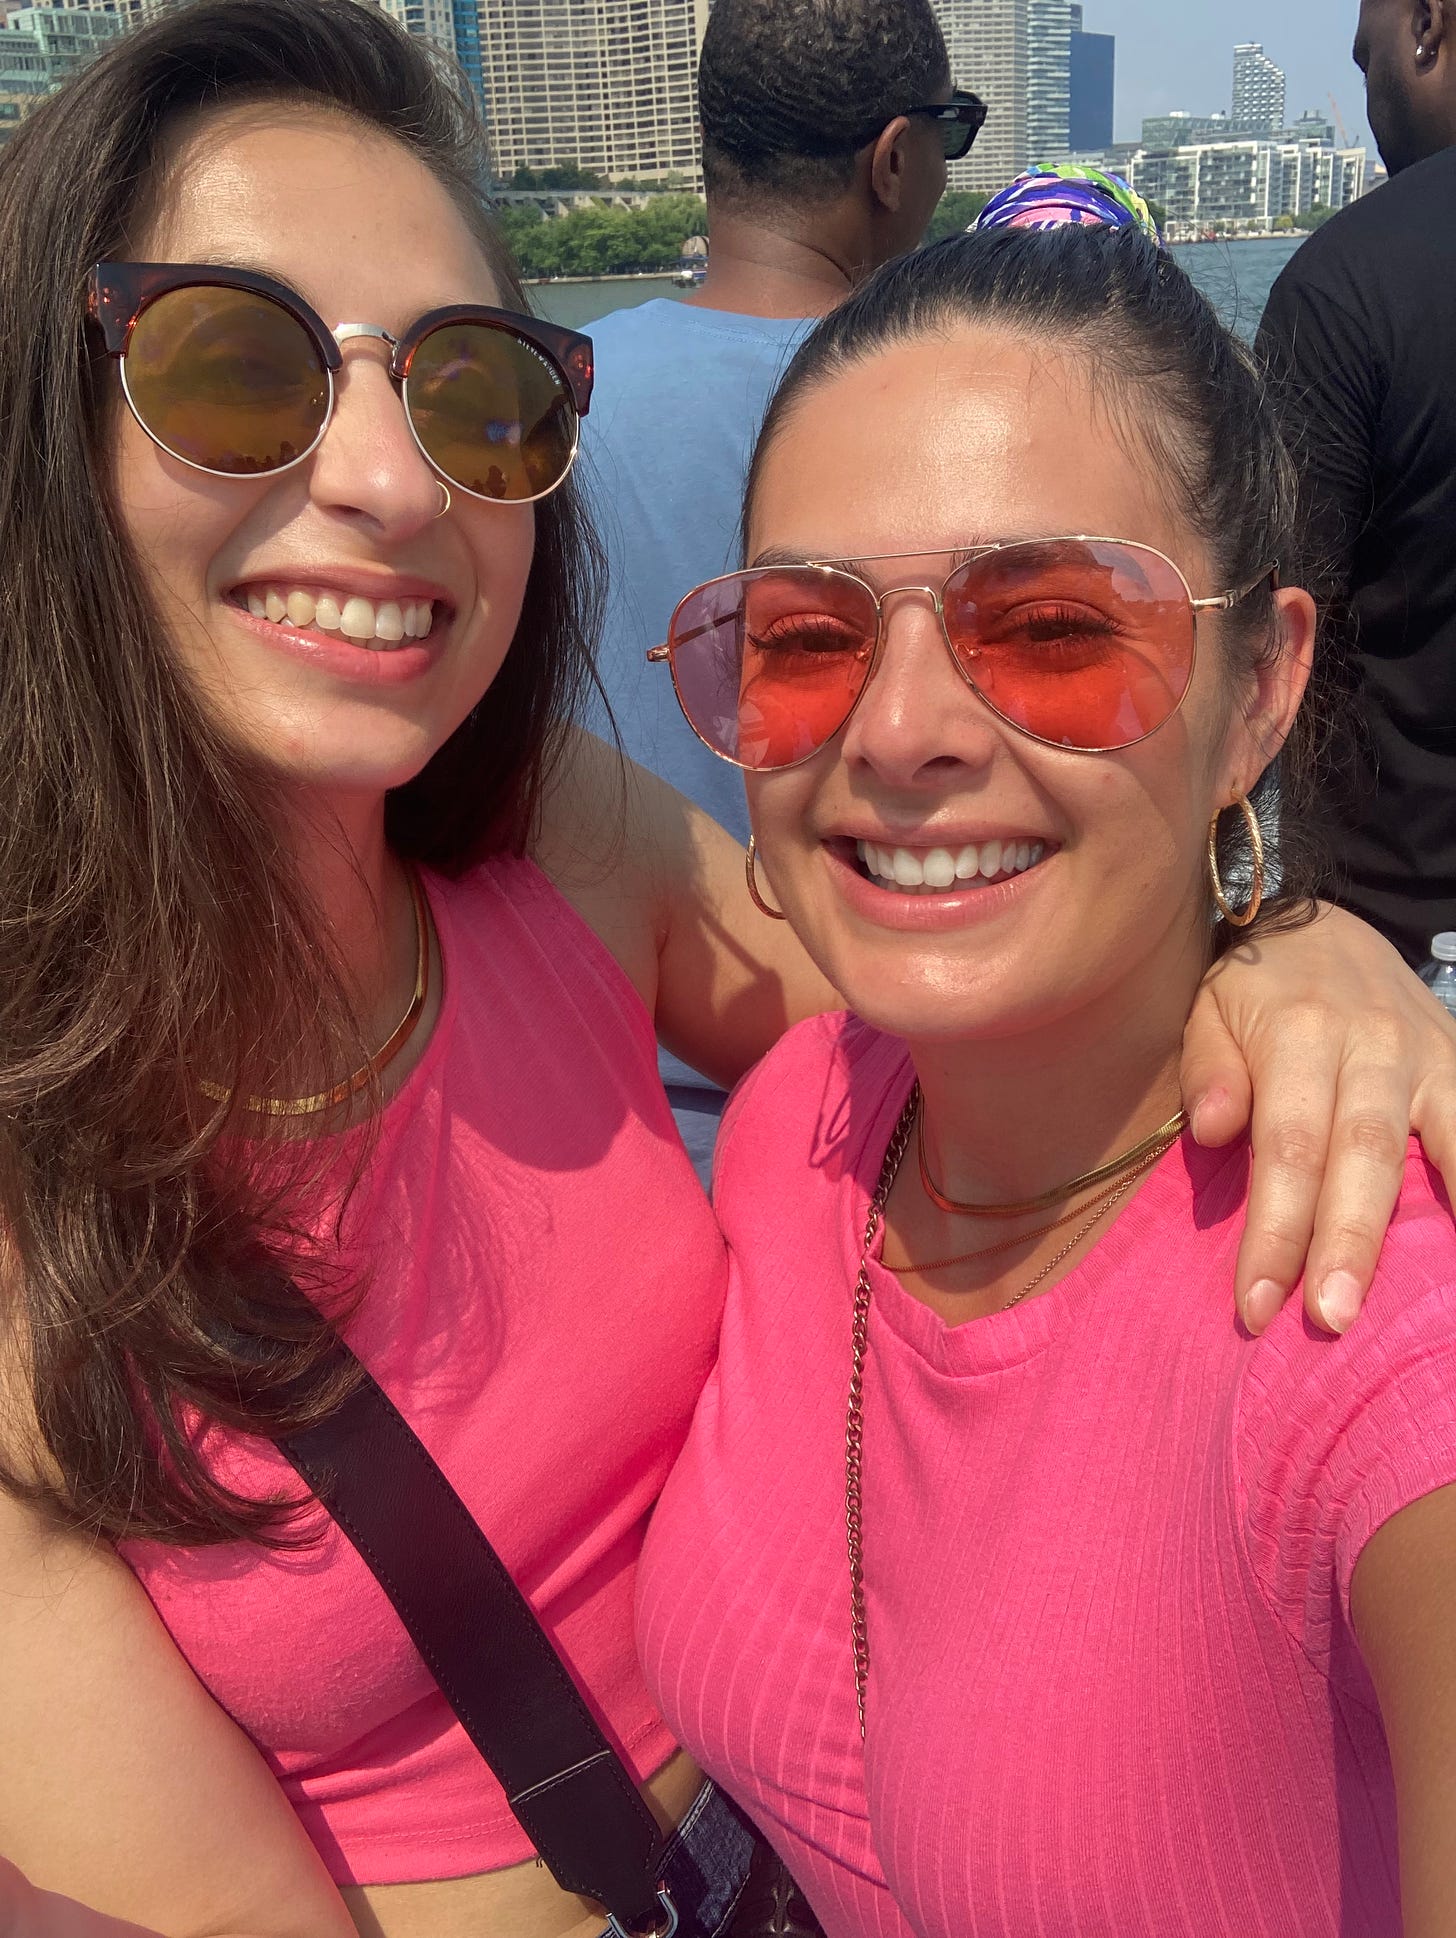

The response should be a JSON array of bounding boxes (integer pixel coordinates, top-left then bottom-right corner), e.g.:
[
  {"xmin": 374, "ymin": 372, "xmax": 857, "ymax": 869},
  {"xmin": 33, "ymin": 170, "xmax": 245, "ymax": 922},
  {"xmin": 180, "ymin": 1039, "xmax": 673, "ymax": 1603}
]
[
  {"xmin": 1416, "ymin": 0, "xmax": 1444, "ymax": 60},
  {"xmin": 1220, "ymin": 585, "xmax": 1317, "ymax": 799},
  {"xmin": 868, "ymin": 116, "xmax": 913, "ymax": 214}
]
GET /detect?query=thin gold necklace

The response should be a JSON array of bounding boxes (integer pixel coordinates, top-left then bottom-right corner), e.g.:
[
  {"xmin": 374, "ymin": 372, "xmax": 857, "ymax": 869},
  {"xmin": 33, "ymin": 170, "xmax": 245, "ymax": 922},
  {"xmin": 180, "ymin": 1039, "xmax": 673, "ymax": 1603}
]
[
  {"xmin": 881, "ymin": 1165, "xmax": 1140, "ymax": 1276},
  {"xmin": 200, "ymin": 868, "xmax": 430, "ymax": 1119},
  {"xmin": 845, "ymin": 1088, "xmax": 1182, "ymax": 1738},
  {"xmin": 918, "ymin": 1091, "xmax": 1188, "ymax": 1218}
]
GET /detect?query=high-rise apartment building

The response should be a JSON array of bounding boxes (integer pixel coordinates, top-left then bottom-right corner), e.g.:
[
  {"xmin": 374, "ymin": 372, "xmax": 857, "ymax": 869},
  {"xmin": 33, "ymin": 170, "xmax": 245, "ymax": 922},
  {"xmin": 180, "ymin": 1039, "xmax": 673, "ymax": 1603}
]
[
  {"xmin": 64, "ymin": 0, "xmax": 159, "ymax": 28},
  {"xmin": 375, "ymin": 0, "xmax": 484, "ymax": 110},
  {"xmin": 1129, "ymin": 137, "xmax": 1365, "ymax": 232},
  {"xmin": 1067, "ymin": 2, "xmax": 1114, "ymax": 153},
  {"xmin": 935, "ymin": 0, "xmax": 1026, "ymax": 191},
  {"xmin": 1026, "ymin": 0, "xmax": 1070, "ymax": 164},
  {"xmin": 1232, "ymin": 42, "xmax": 1285, "ymax": 136},
  {"xmin": 480, "ymin": 0, "xmax": 708, "ymax": 185},
  {"xmin": 0, "ymin": 3, "xmax": 120, "ymax": 136}
]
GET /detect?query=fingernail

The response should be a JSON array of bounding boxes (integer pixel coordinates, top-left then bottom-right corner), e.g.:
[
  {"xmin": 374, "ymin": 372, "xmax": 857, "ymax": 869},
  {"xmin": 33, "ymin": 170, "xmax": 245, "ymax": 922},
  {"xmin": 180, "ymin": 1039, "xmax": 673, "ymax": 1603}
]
[
  {"xmin": 1189, "ymin": 1088, "xmax": 1228, "ymax": 1144},
  {"xmin": 1242, "ymin": 1278, "xmax": 1283, "ymax": 1333},
  {"xmin": 1317, "ymin": 1270, "xmax": 1362, "ymax": 1336}
]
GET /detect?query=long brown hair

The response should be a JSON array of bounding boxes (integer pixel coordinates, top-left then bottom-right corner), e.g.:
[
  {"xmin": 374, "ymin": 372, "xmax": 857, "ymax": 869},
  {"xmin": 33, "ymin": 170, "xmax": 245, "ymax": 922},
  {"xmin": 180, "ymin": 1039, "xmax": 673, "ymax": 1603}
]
[{"xmin": 0, "ymin": 0, "xmax": 602, "ymax": 1543}]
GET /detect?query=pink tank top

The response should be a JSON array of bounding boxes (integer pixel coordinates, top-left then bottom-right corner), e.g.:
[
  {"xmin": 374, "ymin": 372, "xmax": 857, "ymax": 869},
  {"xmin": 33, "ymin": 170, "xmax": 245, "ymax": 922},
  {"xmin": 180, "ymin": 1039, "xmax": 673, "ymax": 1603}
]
[
  {"xmin": 639, "ymin": 1011, "xmax": 1456, "ymax": 1937},
  {"xmin": 123, "ymin": 857, "xmax": 727, "ymax": 1887}
]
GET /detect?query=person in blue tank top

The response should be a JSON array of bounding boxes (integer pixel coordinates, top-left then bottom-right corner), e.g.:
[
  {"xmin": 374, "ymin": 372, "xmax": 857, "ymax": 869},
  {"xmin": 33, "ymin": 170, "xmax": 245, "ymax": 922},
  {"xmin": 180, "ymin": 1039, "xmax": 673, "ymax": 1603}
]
[{"xmin": 579, "ymin": 0, "xmax": 986, "ymax": 1180}]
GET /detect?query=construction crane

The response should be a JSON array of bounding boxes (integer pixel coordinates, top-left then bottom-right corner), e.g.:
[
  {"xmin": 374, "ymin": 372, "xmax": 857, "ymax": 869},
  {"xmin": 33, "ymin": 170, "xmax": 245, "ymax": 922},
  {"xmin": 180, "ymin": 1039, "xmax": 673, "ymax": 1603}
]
[{"xmin": 1328, "ymin": 92, "xmax": 1353, "ymax": 146}]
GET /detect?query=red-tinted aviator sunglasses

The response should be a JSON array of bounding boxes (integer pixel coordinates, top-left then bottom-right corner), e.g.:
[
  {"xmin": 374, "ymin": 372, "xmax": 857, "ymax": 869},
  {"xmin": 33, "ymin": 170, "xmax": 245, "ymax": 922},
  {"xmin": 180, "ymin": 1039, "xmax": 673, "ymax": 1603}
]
[
  {"xmin": 649, "ymin": 538, "xmax": 1276, "ymax": 766},
  {"xmin": 87, "ymin": 261, "xmax": 594, "ymax": 504}
]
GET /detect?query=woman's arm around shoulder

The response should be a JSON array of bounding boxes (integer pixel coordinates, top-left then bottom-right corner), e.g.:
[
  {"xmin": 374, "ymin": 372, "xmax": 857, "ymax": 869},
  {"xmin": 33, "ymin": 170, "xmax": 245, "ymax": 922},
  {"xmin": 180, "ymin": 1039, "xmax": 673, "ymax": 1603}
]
[
  {"xmin": 539, "ymin": 739, "xmax": 1456, "ymax": 1323},
  {"xmin": 0, "ymin": 1478, "xmax": 355, "ymax": 1938},
  {"xmin": 532, "ymin": 728, "xmax": 835, "ymax": 1088}
]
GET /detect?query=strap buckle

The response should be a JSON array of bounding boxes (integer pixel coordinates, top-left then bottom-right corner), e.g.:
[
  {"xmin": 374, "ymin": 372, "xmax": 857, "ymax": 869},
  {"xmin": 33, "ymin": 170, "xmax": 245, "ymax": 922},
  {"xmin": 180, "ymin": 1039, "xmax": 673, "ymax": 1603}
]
[{"xmin": 606, "ymin": 1887, "xmax": 678, "ymax": 1938}]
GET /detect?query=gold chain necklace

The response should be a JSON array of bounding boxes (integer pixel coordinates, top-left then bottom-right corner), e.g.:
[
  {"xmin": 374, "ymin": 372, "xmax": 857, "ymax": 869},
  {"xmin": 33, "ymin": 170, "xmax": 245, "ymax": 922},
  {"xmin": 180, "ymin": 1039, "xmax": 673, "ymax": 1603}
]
[
  {"xmin": 200, "ymin": 868, "xmax": 430, "ymax": 1119},
  {"xmin": 918, "ymin": 1098, "xmax": 1188, "ymax": 1218},
  {"xmin": 881, "ymin": 1164, "xmax": 1141, "ymax": 1276},
  {"xmin": 845, "ymin": 1087, "xmax": 1183, "ymax": 1738}
]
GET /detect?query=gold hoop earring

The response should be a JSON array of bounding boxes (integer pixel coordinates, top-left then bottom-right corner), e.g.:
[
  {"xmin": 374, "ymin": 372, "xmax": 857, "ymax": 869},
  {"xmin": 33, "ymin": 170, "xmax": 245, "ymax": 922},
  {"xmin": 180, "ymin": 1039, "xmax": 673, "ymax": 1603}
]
[
  {"xmin": 745, "ymin": 837, "xmax": 787, "ymax": 921},
  {"xmin": 435, "ymin": 479, "xmax": 452, "ymax": 518},
  {"xmin": 1207, "ymin": 794, "xmax": 1265, "ymax": 928}
]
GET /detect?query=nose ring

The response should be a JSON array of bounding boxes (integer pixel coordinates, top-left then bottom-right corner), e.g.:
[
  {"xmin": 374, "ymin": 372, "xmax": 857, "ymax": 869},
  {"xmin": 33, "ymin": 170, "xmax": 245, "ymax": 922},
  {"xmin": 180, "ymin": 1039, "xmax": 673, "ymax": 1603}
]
[{"xmin": 435, "ymin": 479, "xmax": 452, "ymax": 519}]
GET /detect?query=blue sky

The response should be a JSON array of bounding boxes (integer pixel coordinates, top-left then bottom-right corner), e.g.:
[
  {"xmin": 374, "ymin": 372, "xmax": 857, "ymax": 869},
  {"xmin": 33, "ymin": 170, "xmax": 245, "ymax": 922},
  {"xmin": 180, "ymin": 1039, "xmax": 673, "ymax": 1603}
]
[{"xmin": 1078, "ymin": 0, "xmax": 1375, "ymax": 151}]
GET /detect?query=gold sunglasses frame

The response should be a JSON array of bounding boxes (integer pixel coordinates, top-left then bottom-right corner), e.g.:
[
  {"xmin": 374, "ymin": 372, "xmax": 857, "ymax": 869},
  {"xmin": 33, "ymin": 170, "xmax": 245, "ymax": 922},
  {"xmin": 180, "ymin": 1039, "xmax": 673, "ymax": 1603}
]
[{"xmin": 647, "ymin": 536, "xmax": 1275, "ymax": 770}]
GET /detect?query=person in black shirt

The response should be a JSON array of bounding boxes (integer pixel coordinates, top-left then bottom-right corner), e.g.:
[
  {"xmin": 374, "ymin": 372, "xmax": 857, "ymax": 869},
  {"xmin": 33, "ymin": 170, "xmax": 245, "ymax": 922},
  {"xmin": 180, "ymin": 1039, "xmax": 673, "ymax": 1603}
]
[{"xmin": 1258, "ymin": 0, "xmax": 1456, "ymax": 967}]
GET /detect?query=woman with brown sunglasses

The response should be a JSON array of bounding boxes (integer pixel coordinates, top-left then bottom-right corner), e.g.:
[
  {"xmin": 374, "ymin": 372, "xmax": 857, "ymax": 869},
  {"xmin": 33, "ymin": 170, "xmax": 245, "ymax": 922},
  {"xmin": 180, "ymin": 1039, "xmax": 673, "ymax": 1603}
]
[{"xmin": 0, "ymin": 9, "xmax": 1453, "ymax": 1938}]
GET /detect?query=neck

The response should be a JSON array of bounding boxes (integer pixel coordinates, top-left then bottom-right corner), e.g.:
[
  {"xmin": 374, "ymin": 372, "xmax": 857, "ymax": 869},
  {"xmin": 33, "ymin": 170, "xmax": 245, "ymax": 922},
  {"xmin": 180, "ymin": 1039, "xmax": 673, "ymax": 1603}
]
[
  {"xmin": 908, "ymin": 929, "xmax": 1209, "ymax": 1212},
  {"xmin": 288, "ymin": 790, "xmax": 415, "ymax": 1053},
  {"xmin": 686, "ymin": 207, "xmax": 861, "ymax": 319}
]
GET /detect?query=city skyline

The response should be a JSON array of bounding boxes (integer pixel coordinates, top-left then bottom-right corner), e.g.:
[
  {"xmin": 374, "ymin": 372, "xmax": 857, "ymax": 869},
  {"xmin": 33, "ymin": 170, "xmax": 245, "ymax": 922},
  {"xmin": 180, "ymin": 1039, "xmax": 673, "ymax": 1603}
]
[{"xmin": 1076, "ymin": 0, "xmax": 1376, "ymax": 154}]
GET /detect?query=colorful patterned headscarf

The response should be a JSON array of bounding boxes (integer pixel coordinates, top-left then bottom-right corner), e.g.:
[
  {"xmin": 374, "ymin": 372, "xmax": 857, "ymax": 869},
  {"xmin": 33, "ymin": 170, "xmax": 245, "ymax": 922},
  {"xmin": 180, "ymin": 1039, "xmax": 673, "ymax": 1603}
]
[{"xmin": 972, "ymin": 163, "xmax": 1163, "ymax": 245}]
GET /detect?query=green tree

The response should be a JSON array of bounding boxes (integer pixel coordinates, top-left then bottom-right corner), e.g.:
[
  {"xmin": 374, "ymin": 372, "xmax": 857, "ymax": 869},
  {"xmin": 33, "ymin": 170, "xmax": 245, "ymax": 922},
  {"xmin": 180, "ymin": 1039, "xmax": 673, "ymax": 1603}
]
[
  {"xmin": 1292, "ymin": 203, "xmax": 1335, "ymax": 231},
  {"xmin": 493, "ymin": 195, "xmax": 711, "ymax": 278},
  {"xmin": 924, "ymin": 189, "xmax": 991, "ymax": 243}
]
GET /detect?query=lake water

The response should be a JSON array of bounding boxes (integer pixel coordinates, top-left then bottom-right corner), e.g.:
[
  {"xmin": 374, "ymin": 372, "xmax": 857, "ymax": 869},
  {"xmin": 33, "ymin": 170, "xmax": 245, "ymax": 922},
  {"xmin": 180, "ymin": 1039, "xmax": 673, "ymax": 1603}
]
[{"xmin": 533, "ymin": 235, "xmax": 1305, "ymax": 342}]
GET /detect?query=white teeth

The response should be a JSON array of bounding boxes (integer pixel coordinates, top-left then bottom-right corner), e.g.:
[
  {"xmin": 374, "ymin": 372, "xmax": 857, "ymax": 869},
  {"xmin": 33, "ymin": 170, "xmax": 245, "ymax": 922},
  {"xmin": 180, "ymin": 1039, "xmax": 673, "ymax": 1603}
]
[
  {"xmin": 340, "ymin": 595, "xmax": 376, "ymax": 641},
  {"xmin": 922, "ymin": 847, "xmax": 957, "ymax": 890},
  {"xmin": 855, "ymin": 839, "xmax": 1047, "ymax": 893},
  {"xmin": 241, "ymin": 586, "xmax": 437, "ymax": 647}
]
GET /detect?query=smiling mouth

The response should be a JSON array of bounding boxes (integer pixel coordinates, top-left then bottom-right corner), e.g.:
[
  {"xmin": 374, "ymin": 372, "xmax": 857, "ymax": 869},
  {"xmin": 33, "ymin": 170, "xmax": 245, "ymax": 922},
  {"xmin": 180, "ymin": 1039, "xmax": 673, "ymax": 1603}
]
[
  {"xmin": 852, "ymin": 837, "xmax": 1048, "ymax": 895},
  {"xmin": 231, "ymin": 583, "xmax": 444, "ymax": 651}
]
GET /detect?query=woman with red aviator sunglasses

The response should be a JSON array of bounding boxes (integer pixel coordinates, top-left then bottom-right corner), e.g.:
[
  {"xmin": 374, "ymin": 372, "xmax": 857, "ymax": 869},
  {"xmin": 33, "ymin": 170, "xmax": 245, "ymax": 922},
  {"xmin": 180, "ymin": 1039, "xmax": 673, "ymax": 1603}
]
[
  {"xmin": 0, "ymin": 7, "xmax": 1455, "ymax": 1937},
  {"xmin": 637, "ymin": 216, "xmax": 1456, "ymax": 1934}
]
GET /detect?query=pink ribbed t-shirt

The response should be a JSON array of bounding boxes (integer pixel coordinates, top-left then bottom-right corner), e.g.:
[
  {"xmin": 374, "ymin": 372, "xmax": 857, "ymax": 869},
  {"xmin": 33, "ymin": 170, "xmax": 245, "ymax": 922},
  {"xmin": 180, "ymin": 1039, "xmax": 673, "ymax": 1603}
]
[
  {"xmin": 123, "ymin": 857, "xmax": 727, "ymax": 1886},
  {"xmin": 638, "ymin": 1011, "xmax": 1456, "ymax": 1937}
]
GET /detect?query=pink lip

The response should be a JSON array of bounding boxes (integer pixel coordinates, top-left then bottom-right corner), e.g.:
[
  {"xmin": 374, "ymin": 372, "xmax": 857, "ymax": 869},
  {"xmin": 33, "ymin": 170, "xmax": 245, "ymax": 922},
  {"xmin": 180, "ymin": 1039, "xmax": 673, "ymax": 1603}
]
[
  {"xmin": 833, "ymin": 825, "xmax": 1052, "ymax": 850},
  {"xmin": 230, "ymin": 568, "xmax": 454, "ymax": 607},
  {"xmin": 822, "ymin": 839, "xmax": 1050, "ymax": 933},
  {"xmin": 226, "ymin": 604, "xmax": 443, "ymax": 686}
]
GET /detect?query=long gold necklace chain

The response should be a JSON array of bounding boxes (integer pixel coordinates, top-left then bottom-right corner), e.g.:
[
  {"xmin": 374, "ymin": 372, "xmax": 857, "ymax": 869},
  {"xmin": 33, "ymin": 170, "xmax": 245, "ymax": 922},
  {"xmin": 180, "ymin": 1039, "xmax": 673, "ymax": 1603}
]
[
  {"xmin": 199, "ymin": 868, "xmax": 430, "ymax": 1119},
  {"xmin": 845, "ymin": 1088, "xmax": 1184, "ymax": 1739}
]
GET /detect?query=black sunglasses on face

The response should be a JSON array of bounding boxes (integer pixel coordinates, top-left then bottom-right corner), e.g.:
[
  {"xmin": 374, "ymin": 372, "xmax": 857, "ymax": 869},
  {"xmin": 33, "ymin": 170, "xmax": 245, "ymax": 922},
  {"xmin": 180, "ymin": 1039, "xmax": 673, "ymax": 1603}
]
[{"xmin": 906, "ymin": 87, "xmax": 988, "ymax": 160}]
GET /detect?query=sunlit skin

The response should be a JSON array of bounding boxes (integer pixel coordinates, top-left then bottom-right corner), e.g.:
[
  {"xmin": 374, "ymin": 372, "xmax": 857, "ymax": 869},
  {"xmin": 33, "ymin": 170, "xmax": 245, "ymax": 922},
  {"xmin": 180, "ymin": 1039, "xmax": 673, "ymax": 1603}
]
[
  {"xmin": 744, "ymin": 333, "xmax": 1315, "ymax": 1319},
  {"xmin": 110, "ymin": 101, "xmax": 697, "ymax": 1938},
  {"xmin": 115, "ymin": 104, "xmax": 536, "ymax": 814}
]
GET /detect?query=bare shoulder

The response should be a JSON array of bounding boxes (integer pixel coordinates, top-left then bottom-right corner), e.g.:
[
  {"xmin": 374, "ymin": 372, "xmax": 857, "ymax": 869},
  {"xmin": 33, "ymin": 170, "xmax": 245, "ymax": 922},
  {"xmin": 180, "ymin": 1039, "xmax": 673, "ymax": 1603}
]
[
  {"xmin": 532, "ymin": 728, "xmax": 837, "ymax": 1086},
  {"xmin": 532, "ymin": 725, "xmax": 695, "ymax": 1010}
]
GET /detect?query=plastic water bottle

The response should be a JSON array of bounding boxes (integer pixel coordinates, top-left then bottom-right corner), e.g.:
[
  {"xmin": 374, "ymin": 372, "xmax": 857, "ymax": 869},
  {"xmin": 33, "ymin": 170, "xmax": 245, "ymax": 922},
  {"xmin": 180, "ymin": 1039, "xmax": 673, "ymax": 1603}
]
[{"xmin": 1420, "ymin": 934, "xmax": 1456, "ymax": 1018}]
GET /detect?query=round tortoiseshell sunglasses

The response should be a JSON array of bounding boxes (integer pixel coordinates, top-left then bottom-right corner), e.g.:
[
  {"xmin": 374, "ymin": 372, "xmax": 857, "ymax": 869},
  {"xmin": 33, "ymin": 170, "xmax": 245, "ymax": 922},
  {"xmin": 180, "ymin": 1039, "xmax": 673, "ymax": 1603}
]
[{"xmin": 88, "ymin": 261, "xmax": 594, "ymax": 504}]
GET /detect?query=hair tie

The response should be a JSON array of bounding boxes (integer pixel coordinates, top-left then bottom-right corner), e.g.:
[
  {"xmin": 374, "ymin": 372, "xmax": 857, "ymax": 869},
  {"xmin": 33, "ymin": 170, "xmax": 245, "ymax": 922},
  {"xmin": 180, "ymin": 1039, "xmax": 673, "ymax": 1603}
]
[{"xmin": 972, "ymin": 163, "xmax": 1163, "ymax": 246}]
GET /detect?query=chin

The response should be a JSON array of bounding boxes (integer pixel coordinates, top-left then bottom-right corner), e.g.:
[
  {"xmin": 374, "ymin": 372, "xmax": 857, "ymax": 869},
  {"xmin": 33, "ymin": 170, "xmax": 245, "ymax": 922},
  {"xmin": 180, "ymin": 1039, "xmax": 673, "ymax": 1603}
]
[
  {"xmin": 248, "ymin": 724, "xmax": 452, "ymax": 800},
  {"xmin": 824, "ymin": 957, "xmax": 1044, "ymax": 1047}
]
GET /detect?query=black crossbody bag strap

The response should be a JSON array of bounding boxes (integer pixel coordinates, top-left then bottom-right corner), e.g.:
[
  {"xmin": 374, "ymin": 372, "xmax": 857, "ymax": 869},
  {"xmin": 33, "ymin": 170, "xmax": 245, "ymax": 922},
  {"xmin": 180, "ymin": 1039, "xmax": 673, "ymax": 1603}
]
[{"xmin": 279, "ymin": 1338, "xmax": 673, "ymax": 1937}]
